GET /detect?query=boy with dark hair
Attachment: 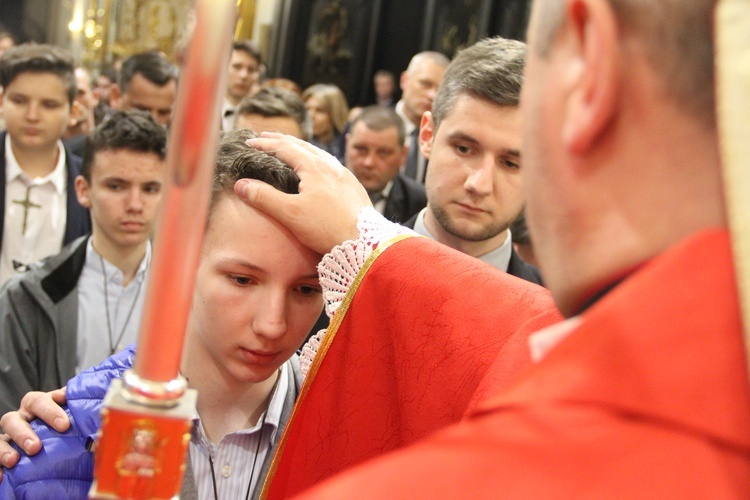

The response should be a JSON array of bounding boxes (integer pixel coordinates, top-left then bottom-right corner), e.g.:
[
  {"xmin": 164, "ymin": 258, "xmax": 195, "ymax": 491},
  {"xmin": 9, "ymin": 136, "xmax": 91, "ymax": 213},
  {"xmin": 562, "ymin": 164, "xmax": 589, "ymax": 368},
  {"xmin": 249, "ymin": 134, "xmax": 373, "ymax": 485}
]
[
  {"xmin": 0, "ymin": 43, "xmax": 90, "ymax": 287},
  {"xmin": 0, "ymin": 110, "xmax": 166, "ymax": 415},
  {"xmin": 0, "ymin": 129, "xmax": 323, "ymax": 499}
]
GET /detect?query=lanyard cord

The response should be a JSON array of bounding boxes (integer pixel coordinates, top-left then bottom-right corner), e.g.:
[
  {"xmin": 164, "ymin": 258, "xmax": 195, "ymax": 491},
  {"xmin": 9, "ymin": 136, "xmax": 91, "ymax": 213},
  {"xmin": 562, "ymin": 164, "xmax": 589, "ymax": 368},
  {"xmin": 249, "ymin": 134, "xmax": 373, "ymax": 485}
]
[{"xmin": 206, "ymin": 370, "xmax": 280, "ymax": 500}]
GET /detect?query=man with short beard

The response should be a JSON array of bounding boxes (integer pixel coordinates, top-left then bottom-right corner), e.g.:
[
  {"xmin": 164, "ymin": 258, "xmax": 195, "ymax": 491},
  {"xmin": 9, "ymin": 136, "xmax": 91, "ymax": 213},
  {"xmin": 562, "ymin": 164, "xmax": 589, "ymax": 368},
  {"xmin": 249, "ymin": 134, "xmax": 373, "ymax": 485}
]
[{"xmin": 404, "ymin": 37, "xmax": 542, "ymax": 285}]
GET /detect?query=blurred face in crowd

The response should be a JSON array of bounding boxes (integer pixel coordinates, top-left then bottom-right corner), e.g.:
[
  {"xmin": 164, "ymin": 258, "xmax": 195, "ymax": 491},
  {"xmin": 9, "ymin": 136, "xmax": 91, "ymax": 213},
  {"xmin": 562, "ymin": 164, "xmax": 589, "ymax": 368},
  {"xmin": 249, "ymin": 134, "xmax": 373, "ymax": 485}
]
[
  {"xmin": 400, "ymin": 59, "xmax": 446, "ymax": 126},
  {"xmin": 235, "ymin": 112, "xmax": 304, "ymax": 139},
  {"xmin": 374, "ymin": 73, "xmax": 395, "ymax": 102},
  {"xmin": 94, "ymin": 75, "xmax": 115, "ymax": 105},
  {"xmin": 117, "ymin": 73, "xmax": 177, "ymax": 126},
  {"xmin": 75, "ymin": 68, "xmax": 98, "ymax": 111},
  {"xmin": 345, "ymin": 120, "xmax": 407, "ymax": 194},
  {"xmin": 305, "ymin": 95, "xmax": 333, "ymax": 142},
  {"xmin": 227, "ymin": 49, "xmax": 260, "ymax": 105},
  {"xmin": 1, "ymin": 72, "xmax": 71, "ymax": 152}
]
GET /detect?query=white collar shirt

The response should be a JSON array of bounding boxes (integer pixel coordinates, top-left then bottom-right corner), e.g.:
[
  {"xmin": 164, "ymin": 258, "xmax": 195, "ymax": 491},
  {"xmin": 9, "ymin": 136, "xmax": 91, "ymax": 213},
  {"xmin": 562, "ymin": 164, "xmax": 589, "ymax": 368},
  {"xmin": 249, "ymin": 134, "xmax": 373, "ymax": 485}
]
[
  {"xmin": 371, "ymin": 180, "xmax": 394, "ymax": 215},
  {"xmin": 413, "ymin": 207, "xmax": 513, "ymax": 272},
  {"xmin": 1, "ymin": 134, "xmax": 68, "ymax": 286},
  {"xmin": 76, "ymin": 239, "xmax": 151, "ymax": 372},
  {"xmin": 189, "ymin": 363, "xmax": 289, "ymax": 499},
  {"xmin": 221, "ymin": 97, "xmax": 237, "ymax": 132}
]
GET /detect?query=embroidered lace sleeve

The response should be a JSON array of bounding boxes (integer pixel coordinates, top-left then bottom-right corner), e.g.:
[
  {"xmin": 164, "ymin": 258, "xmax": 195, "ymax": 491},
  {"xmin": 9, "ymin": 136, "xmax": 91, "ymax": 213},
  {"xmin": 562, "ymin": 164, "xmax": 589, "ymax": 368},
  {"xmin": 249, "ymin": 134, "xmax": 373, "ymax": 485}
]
[{"xmin": 299, "ymin": 207, "xmax": 415, "ymax": 376}]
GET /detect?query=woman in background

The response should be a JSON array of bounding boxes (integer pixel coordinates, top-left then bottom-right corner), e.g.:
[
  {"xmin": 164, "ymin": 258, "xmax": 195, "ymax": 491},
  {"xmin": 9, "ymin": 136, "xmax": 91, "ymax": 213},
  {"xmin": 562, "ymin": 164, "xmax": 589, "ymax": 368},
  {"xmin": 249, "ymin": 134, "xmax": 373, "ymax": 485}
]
[{"xmin": 302, "ymin": 83, "xmax": 349, "ymax": 162}]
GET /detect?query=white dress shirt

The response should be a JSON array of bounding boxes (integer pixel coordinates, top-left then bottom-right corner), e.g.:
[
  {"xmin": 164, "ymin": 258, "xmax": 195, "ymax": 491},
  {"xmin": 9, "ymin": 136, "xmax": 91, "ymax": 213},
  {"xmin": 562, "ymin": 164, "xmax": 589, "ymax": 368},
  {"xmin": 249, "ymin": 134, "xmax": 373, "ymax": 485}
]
[
  {"xmin": 1, "ymin": 135, "xmax": 67, "ymax": 286},
  {"xmin": 221, "ymin": 97, "xmax": 237, "ymax": 132}
]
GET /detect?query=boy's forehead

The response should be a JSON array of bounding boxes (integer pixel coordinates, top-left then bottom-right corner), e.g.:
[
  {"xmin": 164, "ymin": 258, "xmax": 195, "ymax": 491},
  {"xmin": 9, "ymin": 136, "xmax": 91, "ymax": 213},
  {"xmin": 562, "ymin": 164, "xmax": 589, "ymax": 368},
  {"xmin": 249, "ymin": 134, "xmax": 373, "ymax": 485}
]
[
  {"xmin": 4, "ymin": 71, "xmax": 70, "ymax": 101},
  {"xmin": 90, "ymin": 148, "xmax": 166, "ymax": 175}
]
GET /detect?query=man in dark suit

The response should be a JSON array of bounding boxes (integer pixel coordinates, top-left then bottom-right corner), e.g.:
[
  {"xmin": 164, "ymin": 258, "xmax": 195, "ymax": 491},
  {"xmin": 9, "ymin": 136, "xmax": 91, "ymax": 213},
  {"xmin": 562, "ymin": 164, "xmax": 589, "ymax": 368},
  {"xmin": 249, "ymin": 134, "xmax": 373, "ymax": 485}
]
[
  {"xmin": 404, "ymin": 38, "xmax": 542, "ymax": 285},
  {"xmin": 345, "ymin": 105, "xmax": 426, "ymax": 224}
]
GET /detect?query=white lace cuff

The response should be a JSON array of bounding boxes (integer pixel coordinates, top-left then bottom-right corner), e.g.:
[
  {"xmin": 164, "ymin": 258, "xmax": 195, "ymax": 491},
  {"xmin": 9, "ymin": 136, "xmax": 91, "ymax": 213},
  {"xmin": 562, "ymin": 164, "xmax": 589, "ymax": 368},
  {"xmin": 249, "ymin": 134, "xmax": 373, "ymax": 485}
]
[{"xmin": 299, "ymin": 207, "xmax": 415, "ymax": 376}]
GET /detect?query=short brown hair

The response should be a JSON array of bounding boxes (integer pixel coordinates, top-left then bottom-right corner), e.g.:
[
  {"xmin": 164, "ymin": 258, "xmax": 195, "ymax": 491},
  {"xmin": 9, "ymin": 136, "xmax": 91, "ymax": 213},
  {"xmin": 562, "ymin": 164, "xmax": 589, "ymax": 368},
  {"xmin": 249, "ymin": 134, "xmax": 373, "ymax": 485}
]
[
  {"xmin": 210, "ymin": 129, "xmax": 299, "ymax": 221},
  {"xmin": 431, "ymin": 37, "xmax": 525, "ymax": 130},
  {"xmin": 0, "ymin": 43, "xmax": 76, "ymax": 103}
]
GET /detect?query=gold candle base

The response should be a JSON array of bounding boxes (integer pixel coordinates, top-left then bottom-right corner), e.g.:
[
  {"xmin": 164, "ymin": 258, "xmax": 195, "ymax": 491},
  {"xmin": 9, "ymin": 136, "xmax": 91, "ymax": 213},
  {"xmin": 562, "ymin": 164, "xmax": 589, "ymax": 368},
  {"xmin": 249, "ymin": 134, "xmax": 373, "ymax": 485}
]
[{"xmin": 89, "ymin": 378, "xmax": 197, "ymax": 500}]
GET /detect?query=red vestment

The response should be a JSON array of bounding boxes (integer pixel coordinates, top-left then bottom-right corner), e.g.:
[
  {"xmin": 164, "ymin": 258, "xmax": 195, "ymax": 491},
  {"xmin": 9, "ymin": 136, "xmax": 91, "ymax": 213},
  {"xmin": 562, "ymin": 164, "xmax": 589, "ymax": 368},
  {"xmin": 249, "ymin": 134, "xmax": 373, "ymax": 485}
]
[
  {"xmin": 262, "ymin": 236, "xmax": 561, "ymax": 498},
  {"xmin": 297, "ymin": 229, "xmax": 750, "ymax": 498}
]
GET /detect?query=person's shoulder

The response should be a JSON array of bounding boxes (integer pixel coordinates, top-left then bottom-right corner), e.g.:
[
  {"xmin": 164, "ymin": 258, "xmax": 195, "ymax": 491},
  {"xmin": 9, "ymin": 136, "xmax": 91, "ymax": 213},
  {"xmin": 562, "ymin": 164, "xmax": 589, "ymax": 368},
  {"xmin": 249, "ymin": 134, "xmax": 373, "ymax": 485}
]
[
  {"xmin": 64, "ymin": 142, "xmax": 84, "ymax": 172},
  {"xmin": 0, "ymin": 238, "xmax": 86, "ymax": 299},
  {"xmin": 287, "ymin": 354, "xmax": 303, "ymax": 388},
  {"xmin": 507, "ymin": 249, "xmax": 544, "ymax": 286},
  {"xmin": 395, "ymin": 173, "xmax": 425, "ymax": 193}
]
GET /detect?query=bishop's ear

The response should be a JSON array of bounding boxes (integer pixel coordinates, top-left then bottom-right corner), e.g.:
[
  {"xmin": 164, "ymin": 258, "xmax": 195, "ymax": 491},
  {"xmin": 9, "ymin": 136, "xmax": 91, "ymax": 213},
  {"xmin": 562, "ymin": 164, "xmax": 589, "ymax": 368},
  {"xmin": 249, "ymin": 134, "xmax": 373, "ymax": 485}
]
[
  {"xmin": 75, "ymin": 175, "xmax": 92, "ymax": 208},
  {"xmin": 561, "ymin": 0, "xmax": 620, "ymax": 155}
]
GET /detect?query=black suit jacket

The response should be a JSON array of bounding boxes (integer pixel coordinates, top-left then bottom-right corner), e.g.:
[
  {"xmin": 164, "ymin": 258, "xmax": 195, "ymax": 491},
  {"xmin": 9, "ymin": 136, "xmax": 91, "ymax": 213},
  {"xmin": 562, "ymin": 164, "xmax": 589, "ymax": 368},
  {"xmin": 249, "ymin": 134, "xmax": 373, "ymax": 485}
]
[
  {"xmin": 382, "ymin": 174, "xmax": 427, "ymax": 224},
  {"xmin": 402, "ymin": 211, "xmax": 544, "ymax": 286},
  {"xmin": 0, "ymin": 131, "xmax": 91, "ymax": 252}
]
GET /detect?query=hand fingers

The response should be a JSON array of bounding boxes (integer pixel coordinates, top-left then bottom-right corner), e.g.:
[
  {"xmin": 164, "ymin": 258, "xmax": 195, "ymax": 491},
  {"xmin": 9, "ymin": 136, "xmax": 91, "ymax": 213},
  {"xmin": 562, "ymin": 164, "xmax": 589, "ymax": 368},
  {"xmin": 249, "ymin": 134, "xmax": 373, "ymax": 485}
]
[
  {"xmin": 246, "ymin": 135, "xmax": 346, "ymax": 175},
  {"xmin": 0, "ymin": 432, "xmax": 20, "ymax": 471},
  {"xmin": 234, "ymin": 178, "xmax": 299, "ymax": 221},
  {"xmin": 0, "ymin": 412, "xmax": 39, "ymax": 456},
  {"xmin": 49, "ymin": 387, "xmax": 68, "ymax": 406},
  {"xmin": 19, "ymin": 390, "xmax": 69, "ymax": 433}
]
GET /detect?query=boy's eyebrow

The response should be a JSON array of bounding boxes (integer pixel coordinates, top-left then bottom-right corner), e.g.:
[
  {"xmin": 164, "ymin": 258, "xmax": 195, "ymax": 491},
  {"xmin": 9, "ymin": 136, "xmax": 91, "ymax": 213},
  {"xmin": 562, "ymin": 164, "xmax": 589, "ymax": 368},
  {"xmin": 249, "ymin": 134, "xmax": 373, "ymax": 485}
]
[{"xmin": 219, "ymin": 258, "xmax": 320, "ymax": 280}]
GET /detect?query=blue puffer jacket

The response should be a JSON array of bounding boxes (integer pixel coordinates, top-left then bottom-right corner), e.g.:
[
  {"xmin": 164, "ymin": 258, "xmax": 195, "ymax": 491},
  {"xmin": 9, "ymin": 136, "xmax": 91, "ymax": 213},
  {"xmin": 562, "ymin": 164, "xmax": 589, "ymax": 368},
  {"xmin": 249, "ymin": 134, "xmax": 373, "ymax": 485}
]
[{"xmin": 0, "ymin": 346, "xmax": 136, "ymax": 499}]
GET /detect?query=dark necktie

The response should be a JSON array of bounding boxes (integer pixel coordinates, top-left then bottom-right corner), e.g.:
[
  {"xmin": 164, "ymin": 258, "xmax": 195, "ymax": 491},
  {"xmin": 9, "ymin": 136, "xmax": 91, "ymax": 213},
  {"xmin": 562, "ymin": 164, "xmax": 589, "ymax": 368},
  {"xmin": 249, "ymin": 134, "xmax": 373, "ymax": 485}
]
[
  {"xmin": 369, "ymin": 191, "xmax": 385, "ymax": 204},
  {"xmin": 404, "ymin": 128, "xmax": 420, "ymax": 181}
]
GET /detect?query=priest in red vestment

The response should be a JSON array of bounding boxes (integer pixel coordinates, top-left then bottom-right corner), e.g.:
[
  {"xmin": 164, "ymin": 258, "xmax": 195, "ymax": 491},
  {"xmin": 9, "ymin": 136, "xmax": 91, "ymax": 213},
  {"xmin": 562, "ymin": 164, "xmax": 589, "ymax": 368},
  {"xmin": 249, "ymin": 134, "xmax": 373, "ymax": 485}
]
[
  {"xmin": 232, "ymin": 0, "xmax": 750, "ymax": 496},
  {"xmin": 263, "ymin": 232, "xmax": 560, "ymax": 498}
]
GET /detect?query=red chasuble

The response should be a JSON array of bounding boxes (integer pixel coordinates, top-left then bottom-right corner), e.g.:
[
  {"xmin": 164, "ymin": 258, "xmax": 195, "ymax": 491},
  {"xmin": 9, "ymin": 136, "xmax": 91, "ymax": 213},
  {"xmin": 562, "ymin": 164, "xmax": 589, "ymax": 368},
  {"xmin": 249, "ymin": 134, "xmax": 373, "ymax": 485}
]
[
  {"xmin": 262, "ymin": 235, "xmax": 561, "ymax": 498},
  {"xmin": 298, "ymin": 229, "xmax": 750, "ymax": 498}
]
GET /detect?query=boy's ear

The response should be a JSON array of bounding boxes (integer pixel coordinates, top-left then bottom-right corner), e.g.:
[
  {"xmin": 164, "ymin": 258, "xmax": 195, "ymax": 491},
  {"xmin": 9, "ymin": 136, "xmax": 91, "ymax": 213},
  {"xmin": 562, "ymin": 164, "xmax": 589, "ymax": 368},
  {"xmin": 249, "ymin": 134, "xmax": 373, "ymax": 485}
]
[{"xmin": 75, "ymin": 175, "xmax": 92, "ymax": 208}]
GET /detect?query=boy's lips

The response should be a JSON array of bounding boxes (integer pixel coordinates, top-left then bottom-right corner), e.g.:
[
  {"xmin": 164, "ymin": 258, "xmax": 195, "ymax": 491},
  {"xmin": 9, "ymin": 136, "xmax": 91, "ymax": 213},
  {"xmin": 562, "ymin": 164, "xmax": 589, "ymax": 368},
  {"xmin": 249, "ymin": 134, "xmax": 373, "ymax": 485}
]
[
  {"xmin": 241, "ymin": 348, "xmax": 280, "ymax": 366},
  {"xmin": 121, "ymin": 221, "xmax": 145, "ymax": 231}
]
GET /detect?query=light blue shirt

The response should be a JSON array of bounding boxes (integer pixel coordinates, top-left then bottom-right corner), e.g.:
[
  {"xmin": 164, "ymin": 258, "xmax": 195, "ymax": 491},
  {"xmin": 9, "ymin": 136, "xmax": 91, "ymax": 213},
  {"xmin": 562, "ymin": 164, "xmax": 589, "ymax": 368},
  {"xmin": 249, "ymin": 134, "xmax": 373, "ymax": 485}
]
[{"xmin": 76, "ymin": 239, "xmax": 151, "ymax": 372}]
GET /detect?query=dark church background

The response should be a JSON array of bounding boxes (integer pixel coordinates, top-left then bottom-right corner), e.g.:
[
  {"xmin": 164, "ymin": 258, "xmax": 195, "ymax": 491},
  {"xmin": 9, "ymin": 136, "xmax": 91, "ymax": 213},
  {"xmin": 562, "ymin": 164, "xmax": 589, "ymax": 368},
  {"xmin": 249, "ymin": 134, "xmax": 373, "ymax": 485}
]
[{"xmin": 0, "ymin": 0, "xmax": 531, "ymax": 106}]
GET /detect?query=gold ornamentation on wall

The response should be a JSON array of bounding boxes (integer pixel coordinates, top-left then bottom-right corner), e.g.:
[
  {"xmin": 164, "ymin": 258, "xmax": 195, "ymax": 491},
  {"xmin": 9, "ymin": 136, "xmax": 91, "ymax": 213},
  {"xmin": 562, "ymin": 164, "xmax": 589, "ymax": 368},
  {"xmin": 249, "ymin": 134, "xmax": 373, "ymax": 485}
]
[
  {"xmin": 235, "ymin": 0, "xmax": 256, "ymax": 40},
  {"xmin": 76, "ymin": 0, "xmax": 254, "ymax": 70},
  {"xmin": 78, "ymin": 0, "xmax": 194, "ymax": 67}
]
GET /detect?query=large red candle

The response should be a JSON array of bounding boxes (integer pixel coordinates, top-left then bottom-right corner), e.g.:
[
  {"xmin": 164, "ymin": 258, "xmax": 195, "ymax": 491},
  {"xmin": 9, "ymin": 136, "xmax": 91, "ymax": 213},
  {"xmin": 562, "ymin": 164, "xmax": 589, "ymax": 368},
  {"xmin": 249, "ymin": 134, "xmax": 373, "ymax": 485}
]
[{"xmin": 133, "ymin": 0, "xmax": 235, "ymax": 384}]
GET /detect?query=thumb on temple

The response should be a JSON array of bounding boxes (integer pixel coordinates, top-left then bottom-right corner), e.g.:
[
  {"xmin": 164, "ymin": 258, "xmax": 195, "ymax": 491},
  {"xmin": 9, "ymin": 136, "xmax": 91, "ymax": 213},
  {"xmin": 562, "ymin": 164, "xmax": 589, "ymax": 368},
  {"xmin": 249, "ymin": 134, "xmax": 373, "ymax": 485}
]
[
  {"xmin": 235, "ymin": 178, "xmax": 286, "ymax": 216},
  {"xmin": 234, "ymin": 178, "xmax": 318, "ymax": 248}
]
